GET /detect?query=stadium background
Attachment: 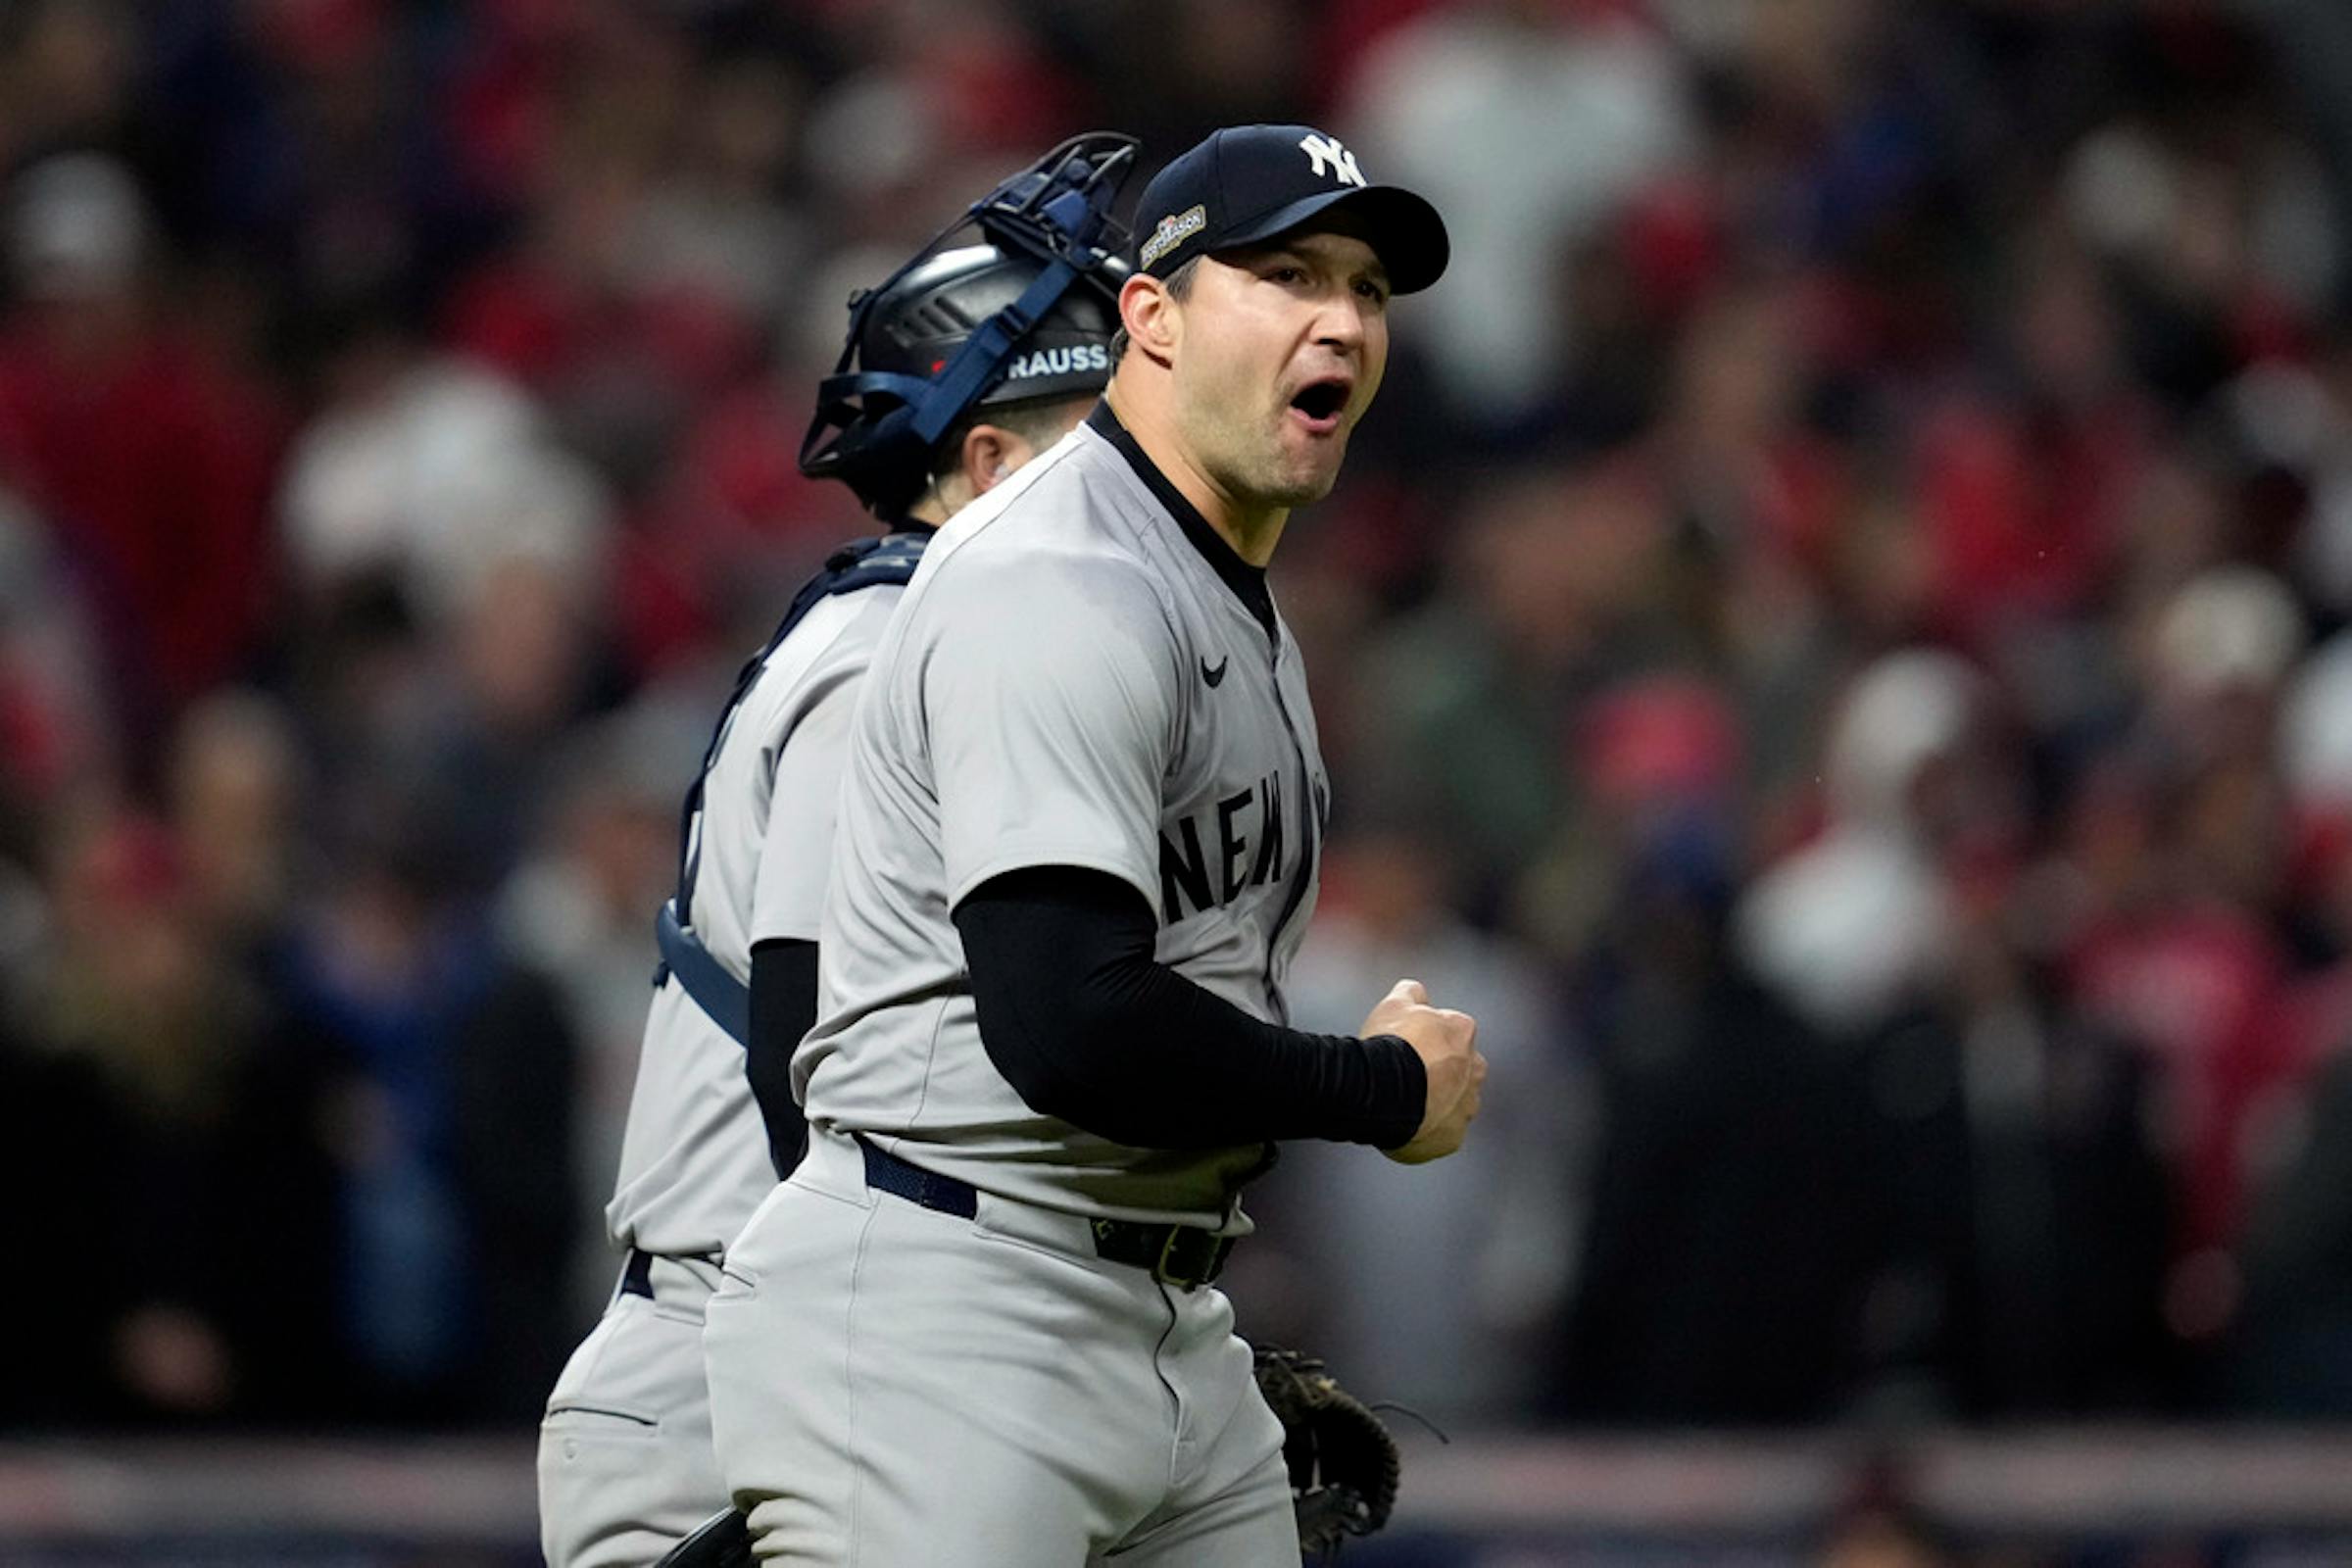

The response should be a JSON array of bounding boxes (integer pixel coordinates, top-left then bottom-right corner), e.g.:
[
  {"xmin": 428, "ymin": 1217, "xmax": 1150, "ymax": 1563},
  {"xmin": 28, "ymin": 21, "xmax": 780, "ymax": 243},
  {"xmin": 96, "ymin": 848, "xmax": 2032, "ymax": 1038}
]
[{"xmin": 7, "ymin": 0, "xmax": 2352, "ymax": 1561}]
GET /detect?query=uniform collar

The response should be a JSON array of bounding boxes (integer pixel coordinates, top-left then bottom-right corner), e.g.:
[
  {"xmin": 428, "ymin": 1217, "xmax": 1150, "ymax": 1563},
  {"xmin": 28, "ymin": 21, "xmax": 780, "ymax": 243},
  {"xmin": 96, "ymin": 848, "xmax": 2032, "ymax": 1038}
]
[{"xmin": 1087, "ymin": 401, "xmax": 1276, "ymax": 639}]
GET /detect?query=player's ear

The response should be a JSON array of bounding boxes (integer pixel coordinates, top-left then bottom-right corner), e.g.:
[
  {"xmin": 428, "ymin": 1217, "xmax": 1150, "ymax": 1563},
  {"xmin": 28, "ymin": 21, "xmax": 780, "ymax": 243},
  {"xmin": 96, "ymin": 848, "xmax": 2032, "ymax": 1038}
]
[
  {"xmin": 1120, "ymin": 271, "xmax": 1179, "ymax": 364},
  {"xmin": 961, "ymin": 422, "xmax": 1019, "ymax": 495}
]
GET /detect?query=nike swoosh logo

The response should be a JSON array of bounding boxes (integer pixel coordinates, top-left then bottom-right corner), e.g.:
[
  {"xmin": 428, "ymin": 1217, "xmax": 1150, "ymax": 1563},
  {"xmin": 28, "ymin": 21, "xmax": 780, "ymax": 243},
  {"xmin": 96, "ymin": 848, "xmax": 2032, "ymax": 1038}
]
[{"xmin": 1201, "ymin": 656, "xmax": 1228, "ymax": 688}]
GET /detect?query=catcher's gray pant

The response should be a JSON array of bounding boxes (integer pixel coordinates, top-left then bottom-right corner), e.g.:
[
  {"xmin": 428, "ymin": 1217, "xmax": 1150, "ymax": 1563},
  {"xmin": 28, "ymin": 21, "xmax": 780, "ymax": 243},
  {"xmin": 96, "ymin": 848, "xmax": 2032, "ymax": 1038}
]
[
  {"xmin": 539, "ymin": 1254, "xmax": 729, "ymax": 1568},
  {"xmin": 703, "ymin": 1126, "xmax": 1296, "ymax": 1566}
]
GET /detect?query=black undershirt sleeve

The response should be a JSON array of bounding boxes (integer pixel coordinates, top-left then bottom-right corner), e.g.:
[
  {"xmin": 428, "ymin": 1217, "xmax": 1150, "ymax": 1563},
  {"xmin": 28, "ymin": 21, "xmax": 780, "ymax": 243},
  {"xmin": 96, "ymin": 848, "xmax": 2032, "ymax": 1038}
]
[
  {"xmin": 749, "ymin": 938, "xmax": 820, "ymax": 1177},
  {"xmin": 953, "ymin": 865, "xmax": 1427, "ymax": 1151}
]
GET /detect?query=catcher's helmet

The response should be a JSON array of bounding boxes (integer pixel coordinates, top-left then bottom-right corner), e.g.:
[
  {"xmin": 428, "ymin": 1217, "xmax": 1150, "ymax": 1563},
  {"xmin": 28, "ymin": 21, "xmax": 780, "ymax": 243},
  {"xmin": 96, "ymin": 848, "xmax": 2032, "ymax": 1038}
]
[{"xmin": 802, "ymin": 133, "xmax": 1137, "ymax": 519}]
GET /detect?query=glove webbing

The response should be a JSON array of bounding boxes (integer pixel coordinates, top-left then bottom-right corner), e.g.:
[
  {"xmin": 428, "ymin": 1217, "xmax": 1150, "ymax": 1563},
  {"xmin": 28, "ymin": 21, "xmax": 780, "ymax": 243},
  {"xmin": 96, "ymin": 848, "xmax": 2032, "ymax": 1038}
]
[{"xmin": 1251, "ymin": 1347, "xmax": 1402, "ymax": 1561}]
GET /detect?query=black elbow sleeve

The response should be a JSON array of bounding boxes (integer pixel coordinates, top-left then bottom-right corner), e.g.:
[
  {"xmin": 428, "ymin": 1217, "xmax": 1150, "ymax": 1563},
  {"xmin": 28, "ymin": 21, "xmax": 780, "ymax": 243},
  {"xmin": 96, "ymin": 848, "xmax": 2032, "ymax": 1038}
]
[
  {"xmin": 953, "ymin": 865, "xmax": 1425, "ymax": 1150},
  {"xmin": 956, "ymin": 869, "xmax": 1154, "ymax": 1127},
  {"xmin": 749, "ymin": 938, "xmax": 819, "ymax": 1177}
]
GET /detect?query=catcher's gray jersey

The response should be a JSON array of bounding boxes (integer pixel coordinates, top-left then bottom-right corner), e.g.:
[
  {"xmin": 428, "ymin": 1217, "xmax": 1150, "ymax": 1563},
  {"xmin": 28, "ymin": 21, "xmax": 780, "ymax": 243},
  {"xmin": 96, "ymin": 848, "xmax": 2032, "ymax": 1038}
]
[
  {"xmin": 801, "ymin": 406, "xmax": 1331, "ymax": 1229},
  {"xmin": 604, "ymin": 583, "xmax": 906, "ymax": 1259}
]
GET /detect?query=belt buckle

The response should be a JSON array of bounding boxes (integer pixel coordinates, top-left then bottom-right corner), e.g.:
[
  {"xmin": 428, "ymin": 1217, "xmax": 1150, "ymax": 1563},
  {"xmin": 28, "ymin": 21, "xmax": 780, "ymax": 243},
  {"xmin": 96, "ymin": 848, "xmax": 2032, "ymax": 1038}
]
[{"xmin": 1153, "ymin": 1226, "xmax": 1225, "ymax": 1292}]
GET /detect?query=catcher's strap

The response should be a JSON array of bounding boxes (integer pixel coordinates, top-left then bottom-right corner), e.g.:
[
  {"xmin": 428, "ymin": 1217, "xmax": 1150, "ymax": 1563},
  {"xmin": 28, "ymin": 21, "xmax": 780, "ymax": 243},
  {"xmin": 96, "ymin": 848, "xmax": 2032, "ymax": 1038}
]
[
  {"xmin": 1250, "ymin": 1345, "xmax": 1403, "ymax": 1560},
  {"xmin": 652, "ymin": 1507, "xmax": 752, "ymax": 1568}
]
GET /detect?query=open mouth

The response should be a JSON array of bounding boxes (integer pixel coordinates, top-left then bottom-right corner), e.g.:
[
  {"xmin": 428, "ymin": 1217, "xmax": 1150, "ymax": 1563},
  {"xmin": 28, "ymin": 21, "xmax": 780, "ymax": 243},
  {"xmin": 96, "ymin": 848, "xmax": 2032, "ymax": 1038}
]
[{"xmin": 1288, "ymin": 377, "xmax": 1352, "ymax": 434}]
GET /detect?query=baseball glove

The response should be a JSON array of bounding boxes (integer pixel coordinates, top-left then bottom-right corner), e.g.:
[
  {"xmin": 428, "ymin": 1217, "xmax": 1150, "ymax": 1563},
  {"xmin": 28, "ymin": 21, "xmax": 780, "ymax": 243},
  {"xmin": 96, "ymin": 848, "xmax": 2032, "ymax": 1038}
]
[
  {"xmin": 1250, "ymin": 1345, "xmax": 1402, "ymax": 1559},
  {"xmin": 652, "ymin": 1507, "xmax": 752, "ymax": 1568}
]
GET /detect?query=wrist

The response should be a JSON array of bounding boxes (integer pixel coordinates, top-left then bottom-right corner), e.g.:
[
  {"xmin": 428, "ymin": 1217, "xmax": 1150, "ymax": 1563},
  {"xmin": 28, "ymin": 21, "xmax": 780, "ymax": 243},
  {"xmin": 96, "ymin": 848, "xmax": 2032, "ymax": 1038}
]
[{"xmin": 1355, "ymin": 1033, "xmax": 1427, "ymax": 1149}]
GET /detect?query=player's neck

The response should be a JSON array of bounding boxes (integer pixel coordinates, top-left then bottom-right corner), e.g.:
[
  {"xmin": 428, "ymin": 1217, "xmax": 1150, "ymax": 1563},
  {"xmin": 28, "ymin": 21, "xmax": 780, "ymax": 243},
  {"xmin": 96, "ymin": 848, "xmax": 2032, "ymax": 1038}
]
[
  {"xmin": 1104, "ymin": 386, "xmax": 1288, "ymax": 566},
  {"xmin": 1215, "ymin": 502, "xmax": 1289, "ymax": 568}
]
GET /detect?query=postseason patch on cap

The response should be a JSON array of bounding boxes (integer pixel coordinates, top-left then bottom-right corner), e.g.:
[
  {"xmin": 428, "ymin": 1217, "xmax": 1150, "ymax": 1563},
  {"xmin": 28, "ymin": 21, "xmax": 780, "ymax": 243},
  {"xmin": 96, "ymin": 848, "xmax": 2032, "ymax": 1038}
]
[{"xmin": 1140, "ymin": 203, "xmax": 1207, "ymax": 270}]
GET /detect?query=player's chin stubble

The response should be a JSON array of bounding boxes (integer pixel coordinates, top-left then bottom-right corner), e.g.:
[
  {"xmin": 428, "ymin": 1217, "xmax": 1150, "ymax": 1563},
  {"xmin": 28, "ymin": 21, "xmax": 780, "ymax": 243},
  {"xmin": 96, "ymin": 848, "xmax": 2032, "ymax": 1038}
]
[
  {"xmin": 1268, "ymin": 422, "xmax": 1348, "ymax": 507},
  {"xmin": 1185, "ymin": 382, "xmax": 1342, "ymax": 513},
  {"xmin": 1217, "ymin": 440, "xmax": 1337, "ymax": 513},
  {"xmin": 1245, "ymin": 394, "xmax": 1350, "ymax": 507}
]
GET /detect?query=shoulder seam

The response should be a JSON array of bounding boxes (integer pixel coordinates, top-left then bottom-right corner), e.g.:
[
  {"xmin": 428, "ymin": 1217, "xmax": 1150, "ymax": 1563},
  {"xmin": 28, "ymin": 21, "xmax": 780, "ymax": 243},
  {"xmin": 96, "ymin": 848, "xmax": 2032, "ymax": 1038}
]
[{"xmin": 734, "ymin": 582, "xmax": 902, "ymax": 742}]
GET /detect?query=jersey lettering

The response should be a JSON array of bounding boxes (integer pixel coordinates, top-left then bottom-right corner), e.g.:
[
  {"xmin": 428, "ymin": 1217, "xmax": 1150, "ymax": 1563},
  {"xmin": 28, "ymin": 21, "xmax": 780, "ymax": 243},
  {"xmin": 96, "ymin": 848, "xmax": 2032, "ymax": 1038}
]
[
  {"xmin": 1160, "ymin": 771, "xmax": 1287, "ymax": 922},
  {"xmin": 1248, "ymin": 771, "xmax": 1285, "ymax": 889},
  {"xmin": 1161, "ymin": 816, "xmax": 1212, "ymax": 923}
]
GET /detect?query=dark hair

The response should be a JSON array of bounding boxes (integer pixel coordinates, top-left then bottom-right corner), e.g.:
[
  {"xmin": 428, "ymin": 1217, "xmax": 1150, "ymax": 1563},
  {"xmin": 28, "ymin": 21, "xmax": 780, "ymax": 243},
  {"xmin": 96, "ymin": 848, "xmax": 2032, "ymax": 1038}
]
[{"xmin": 1107, "ymin": 255, "xmax": 1200, "ymax": 368}]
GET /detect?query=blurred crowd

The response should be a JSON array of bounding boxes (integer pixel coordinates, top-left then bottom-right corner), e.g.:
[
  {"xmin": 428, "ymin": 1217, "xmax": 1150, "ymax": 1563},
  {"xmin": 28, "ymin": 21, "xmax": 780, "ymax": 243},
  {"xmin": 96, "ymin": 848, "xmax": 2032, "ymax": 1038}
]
[{"xmin": 7, "ymin": 0, "xmax": 2352, "ymax": 1438}]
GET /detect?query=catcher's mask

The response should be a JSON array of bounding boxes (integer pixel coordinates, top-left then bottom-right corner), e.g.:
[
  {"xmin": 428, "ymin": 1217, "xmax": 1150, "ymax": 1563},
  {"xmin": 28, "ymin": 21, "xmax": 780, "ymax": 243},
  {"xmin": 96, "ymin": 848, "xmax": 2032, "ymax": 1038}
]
[{"xmin": 801, "ymin": 132, "xmax": 1137, "ymax": 519}]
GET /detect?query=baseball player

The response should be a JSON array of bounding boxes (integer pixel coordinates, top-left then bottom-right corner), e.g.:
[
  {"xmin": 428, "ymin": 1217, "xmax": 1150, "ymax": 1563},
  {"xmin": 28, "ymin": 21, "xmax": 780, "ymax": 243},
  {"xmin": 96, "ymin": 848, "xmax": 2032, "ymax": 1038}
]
[
  {"xmin": 536, "ymin": 135, "xmax": 1139, "ymax": 1568},
  {"xmin": 703, "ymin": 123, "xmax": 1482, "ymax": 1565}
]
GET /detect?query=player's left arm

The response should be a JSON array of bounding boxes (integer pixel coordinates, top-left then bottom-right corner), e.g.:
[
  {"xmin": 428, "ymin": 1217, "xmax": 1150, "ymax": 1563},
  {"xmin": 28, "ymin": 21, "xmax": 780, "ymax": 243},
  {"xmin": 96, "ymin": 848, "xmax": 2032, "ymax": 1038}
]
[
  {"xmin": 955, "ymin": 868, "xmax": 1425, "ymax": 1149},
  {"xmin": 743, "ymin": 655, "xmax": 865, "ymax": 1176}
]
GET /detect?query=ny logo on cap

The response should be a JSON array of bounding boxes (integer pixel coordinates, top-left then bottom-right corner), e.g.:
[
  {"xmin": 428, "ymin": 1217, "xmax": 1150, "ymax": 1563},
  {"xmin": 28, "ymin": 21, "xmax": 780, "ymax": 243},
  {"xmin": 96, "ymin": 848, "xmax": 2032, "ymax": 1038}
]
[{"xmin": 1298, "ymin": 133, "xmax": 1366, "ymax": 188}]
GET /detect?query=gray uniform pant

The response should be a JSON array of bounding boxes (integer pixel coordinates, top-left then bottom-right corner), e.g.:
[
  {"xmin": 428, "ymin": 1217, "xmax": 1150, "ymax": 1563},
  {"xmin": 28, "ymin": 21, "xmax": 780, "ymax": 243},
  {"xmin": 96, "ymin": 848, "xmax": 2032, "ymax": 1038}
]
[
  {"xmin": 539, "ymin": 1254, "xmax": 728, "ymax": 1567},
  {"xmin": 704, "ymin": 1126, "xmax": 1296, "ymax": 1566}
]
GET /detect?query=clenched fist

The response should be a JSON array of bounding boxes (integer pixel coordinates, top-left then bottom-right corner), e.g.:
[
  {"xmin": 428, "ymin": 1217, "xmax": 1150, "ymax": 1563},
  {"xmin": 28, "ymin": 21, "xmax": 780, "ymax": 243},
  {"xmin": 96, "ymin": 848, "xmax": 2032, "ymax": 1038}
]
[{"xmin": 1360, "ymin": 978, "xmax": 1483, "ymax": 1164}]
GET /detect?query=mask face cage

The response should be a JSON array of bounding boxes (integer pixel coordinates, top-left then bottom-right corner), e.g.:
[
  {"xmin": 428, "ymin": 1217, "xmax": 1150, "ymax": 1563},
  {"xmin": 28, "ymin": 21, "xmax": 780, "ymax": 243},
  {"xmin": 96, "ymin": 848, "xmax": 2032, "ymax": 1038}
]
[{"xmin": 800, "ymin": 133, "xmax": 1139, "ymax": 516}]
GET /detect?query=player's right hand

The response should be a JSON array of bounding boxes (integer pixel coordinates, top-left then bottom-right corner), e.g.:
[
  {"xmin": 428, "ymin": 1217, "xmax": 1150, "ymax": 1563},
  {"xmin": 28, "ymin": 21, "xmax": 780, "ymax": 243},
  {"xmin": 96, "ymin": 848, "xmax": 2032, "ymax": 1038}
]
[{"xmin": 1360, "ymin": 978, "xmax": 1483, "ymax": 1164}]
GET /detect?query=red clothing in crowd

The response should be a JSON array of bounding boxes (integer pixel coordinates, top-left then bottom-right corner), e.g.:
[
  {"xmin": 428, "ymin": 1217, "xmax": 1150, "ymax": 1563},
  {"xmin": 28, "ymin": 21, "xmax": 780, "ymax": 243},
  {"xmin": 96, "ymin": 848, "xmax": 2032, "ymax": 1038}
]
[
  {"xmin": 2069, "ymin": 906, "xmax": 2296, "ymax": 1259},
  {"xmin": 0, "ymin": 314, "xmax": 282, "ymax": 732}
]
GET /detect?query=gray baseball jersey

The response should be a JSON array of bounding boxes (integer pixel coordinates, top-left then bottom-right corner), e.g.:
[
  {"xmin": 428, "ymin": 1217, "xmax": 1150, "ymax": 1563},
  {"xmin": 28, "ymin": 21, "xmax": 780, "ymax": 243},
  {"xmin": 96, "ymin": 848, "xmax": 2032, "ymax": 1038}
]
[
  {"xmin": 605, "ymin": 581, "xmax": 907, "ymax": 1259},
  {"xmin": 801, "ymin": 405, "xmax": 1332, "ymax": 1229}
]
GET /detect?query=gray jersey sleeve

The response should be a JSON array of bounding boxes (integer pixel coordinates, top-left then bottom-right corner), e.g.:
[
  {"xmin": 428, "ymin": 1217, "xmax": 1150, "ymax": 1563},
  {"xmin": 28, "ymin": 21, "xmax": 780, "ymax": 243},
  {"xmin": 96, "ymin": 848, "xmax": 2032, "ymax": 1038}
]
[
  {"xmin": 749, "ymin": 665, "xmax": 860, "ymax": 945},
  {"xmin": 923, "ymin": 553, "xmax": 1180, "ymax": 910}
]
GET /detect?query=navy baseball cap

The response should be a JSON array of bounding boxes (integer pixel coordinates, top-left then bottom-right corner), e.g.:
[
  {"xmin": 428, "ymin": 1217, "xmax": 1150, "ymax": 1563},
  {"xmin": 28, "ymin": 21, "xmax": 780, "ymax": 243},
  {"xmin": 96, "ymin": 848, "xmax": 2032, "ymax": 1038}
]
[{"xmin": 1131, "ymin": 124, "xmax": 1448, "ymax": 294}]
